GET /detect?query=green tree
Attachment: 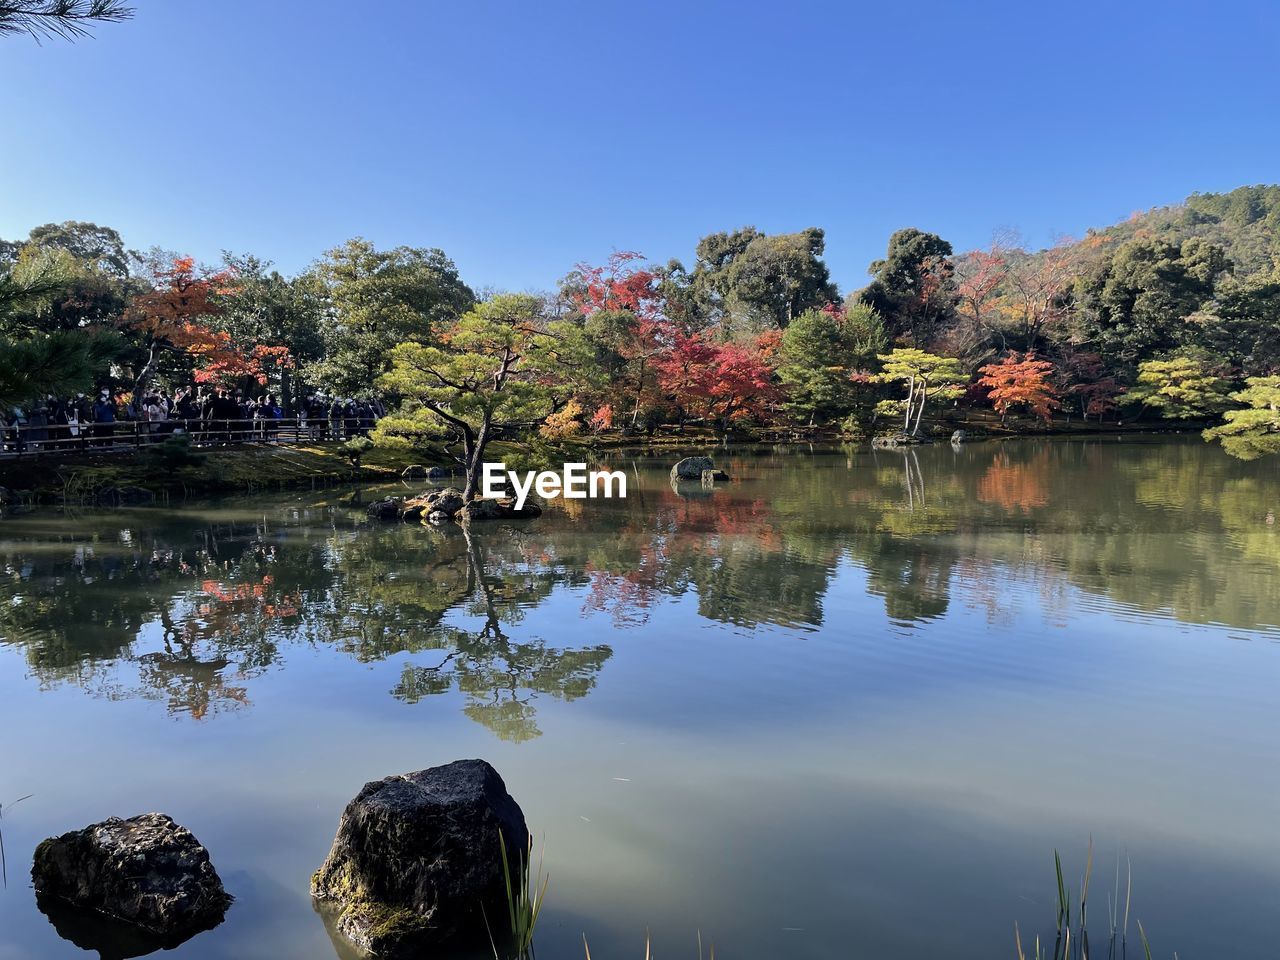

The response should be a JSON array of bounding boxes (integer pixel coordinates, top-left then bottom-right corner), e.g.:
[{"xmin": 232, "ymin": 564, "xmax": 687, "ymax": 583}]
[
  {"xmin": 24, "ymin": 220, "xmax": 133, "ymax": 277},
  {"xmin": 1079, "ymin": 237, "xmax": 1230, "ymax": 364},
  {"xmin": 1188, "ymin": 269, "xmax": 1280, "ymax": 373},
  {"xmin": 859, "ymin": 228, "xmax": 957, "ymax": 347},
  {"xmin": 776, "ymin": 304, "xmax": 884, "ymax": 426},
  {"xmin": 1203, "ymin": 376, "xmax": 1280, "ymax": 459},
  {"xmin": 0, "ymin": 248, "xmax": 121, "ymax": 405},
  {"xmin": 871, "ymin": 348, "xmax": 966, "ymax": 437},
  {"xmin": 681, "ymin": 226, "xmax": 838, "ymax": 334},
  {"xmin": 216, "ymin": 253, "xmax": 326, "ymax": 410},
  {"xmin": 1130, "ymin": 355, "xmax": 1232, "ymax": 420},
  {"xmin": 375, "ymin": 294, "xmax": 567, "ymax": 499},
  {"xmin": 305, "ymin": 239, "xmax": 474, "ymax": 398}
]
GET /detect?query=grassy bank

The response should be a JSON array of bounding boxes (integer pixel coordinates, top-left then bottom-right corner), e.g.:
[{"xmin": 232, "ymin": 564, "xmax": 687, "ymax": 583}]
[
  {"xmin": 0, "ymin": 414, "xmax": 1202, "ymax": 506},
  {"xmin": 0, "ymin": 442, "xmax": 438, "ymax": 503}
]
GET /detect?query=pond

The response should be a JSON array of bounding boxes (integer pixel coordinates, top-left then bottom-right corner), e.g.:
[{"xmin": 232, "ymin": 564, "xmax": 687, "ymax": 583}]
[{"xmin": 1, "ymin": 438, "xmax": 1277, "ymax": 960}]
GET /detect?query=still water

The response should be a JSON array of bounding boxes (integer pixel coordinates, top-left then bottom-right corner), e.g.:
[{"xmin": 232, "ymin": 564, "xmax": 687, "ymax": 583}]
[{"xmin": 1, "ymin": 439, "xmax": 1277, "ymax": 959}]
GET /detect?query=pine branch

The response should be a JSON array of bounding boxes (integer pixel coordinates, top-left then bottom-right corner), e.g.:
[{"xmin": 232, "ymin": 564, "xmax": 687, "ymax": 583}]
[{"xmin": 0, "ymin": 1, "xmax": 134, "ymax": 43}]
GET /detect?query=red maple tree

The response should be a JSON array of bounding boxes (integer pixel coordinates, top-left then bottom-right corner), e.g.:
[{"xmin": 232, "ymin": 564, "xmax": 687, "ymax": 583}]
[
  {"xmin": 126, "ymin": 256, "xmax": 292, "ymax": 396},
  {"xmin": 1061, "ymin": 351, "xmax": 1126, "ymax": 422},
  {"xmin": 654, "ymin": 331, "xmax": 777, "ymax": 429},
  {"xmin": 977, "ymin": 352, "xmax": 1060, "ymax": 423}
]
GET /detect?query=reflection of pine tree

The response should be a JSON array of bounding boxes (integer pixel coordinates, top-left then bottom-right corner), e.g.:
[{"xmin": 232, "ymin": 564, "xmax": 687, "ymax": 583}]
[{"xmin": 391, "ymin": 525, "xmax": 612, "ymax": 743}]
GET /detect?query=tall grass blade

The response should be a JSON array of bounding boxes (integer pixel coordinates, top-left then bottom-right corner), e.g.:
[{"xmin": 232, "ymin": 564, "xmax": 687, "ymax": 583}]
[
  {"xmin": 492, "ymin": 831, "xmax": 548, "ymax": 960},
  {"xmin": 0, "ymin": 796, "xmax": 33, "ymax": 891},
  {"xmin": 1137, "ymin": 921, "xmax": 1152, "ymax": 960},
  {"xmin": 1123, "ymin": 857, "xmax": 1132, "ymax": 946}
]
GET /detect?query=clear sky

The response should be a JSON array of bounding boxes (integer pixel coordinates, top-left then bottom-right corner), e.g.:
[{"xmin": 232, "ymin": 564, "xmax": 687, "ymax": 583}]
[{"xmin": 2, "ymin": 0, "xmax": 1276, "ymax": 294}]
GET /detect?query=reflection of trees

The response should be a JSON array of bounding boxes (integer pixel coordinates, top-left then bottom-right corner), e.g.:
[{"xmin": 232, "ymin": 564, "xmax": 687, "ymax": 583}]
[
  {"xmin": 2, "ymin": 439, "xmax": 1278, "ymax": 734},
  {"xmin": 977, "ymin": 449, "xmax": 1050, "ymax": 513},
  {"xmin": 0, "ymin": 507, "xmax": 615, "ymax": 739},
  {"xmin": 391, "ymin": 525, "xmax": 611, "ymax": 742}
]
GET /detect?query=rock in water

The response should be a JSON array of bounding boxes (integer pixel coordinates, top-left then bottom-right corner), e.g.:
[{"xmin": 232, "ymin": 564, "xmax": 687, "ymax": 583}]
[
  {"xmin": 312, "ymin": 759, "xmax": 529, "ymax": 958},
  {"xmin": 670, "ymin": 456, "xmax": 715, "ymax": 481},
  {"xmin": 367, "ymin": 497, "xmax": 405, "ymax": 520},
  {"xmin": 31, "ymin": 813, "xmax": 231, "ymax": 938},
  {"xmin": 950, "ymin": 429, "xmax": 967, "ymax": 444},
  {"xmin": 871, "ymin": 433, "xmax": 933, "ymax": 448}
]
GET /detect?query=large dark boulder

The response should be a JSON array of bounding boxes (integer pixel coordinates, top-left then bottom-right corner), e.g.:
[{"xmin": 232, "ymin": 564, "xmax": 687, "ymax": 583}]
[
  {"xmin": 31, "ymin": 813, "xmax": 231, "ymax": 940},
  {"xmin": 311, "ymin": 759, "xmax": 529, "ymax": 959},
  {"xmin": 670, "ymin": 456, "xmax": 715, "ymax": 481},
  {"xmin": 367, "ymin": 497, "xmax": 405, "ymax": 520}
]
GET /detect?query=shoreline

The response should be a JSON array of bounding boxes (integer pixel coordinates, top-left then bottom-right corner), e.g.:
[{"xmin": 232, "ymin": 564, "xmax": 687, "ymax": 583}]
[{"xmin": 0, "ymin": 420, "xmax": 1207, "ymax": 507}]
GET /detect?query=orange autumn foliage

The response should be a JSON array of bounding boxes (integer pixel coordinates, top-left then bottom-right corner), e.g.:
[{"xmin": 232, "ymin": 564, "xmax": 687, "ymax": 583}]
[
  {"xmin": 127, "ymin": 256, "xmax": 293, "ymax": 385},
  {"xmin": 977, "ymin": 352, "xmax": 1060, "ymax": 422}
]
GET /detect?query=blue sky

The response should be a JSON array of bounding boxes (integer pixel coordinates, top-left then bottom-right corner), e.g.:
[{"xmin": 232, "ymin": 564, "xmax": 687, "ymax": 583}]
[{"xmin": 2, "ymin": 0, "xmax": 1276, "ymax": 294}]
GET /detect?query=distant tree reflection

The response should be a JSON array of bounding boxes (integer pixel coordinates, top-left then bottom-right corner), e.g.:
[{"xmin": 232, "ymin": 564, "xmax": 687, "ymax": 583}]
[{"xmin": 2, "ymin": 441, "xmax": 1278, "ymax": 734}]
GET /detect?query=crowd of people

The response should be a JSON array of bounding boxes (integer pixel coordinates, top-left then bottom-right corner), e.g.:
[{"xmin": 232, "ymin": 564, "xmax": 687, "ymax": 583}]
[{"xmin": 2, "ymin": 387, "xmax": 386, "ymax": 454}]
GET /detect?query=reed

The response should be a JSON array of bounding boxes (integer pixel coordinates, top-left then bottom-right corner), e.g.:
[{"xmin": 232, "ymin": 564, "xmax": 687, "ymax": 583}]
[
  {"xmin": 1016, "ymin": 841, "xmax": 1175, "ymax": 960},
  {"xmin": 488, "ymin": 831, "xmax": 548, "ymax": 960},
  {"xmin": 488, "ymin": 833, "xmax": 1165, "ymax": 960},
  {"xmin": 0, "ymin": 794, "xmax": 32, "ymax": 890}
]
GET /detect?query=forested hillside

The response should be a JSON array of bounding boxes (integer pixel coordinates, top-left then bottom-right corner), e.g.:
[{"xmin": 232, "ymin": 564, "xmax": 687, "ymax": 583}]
[{"xmin": 3, "ymin": 185, "xmax": 1279, "ymax": 470}]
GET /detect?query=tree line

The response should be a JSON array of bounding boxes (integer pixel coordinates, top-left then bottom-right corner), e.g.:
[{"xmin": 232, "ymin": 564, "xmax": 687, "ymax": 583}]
[{"xmin": 2, "ymin": 186, "xmax": 1278, "ymax": 488}]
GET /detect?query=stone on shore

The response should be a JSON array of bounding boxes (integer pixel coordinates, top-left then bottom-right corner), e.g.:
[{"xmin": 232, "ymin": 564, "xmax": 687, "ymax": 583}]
[
  {"xmin": 411, "ymin": 489, "xmax": 465, "ymax": 522},
  {"xmin": 670, "ymin": 456, "xmax": 715, "ymax": 481},
  {"xmin": 31, "ymin": 813, "xmax": 231, "ymax": 939},
  {"xmin": 311, "ymin": 759, "xmax": 529, "ymax": 958}
]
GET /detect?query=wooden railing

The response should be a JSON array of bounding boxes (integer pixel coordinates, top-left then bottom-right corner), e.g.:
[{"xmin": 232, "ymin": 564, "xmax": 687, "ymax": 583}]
[{"xmin": 0, "ymin": 418, "xmax": 373, "ymax": 458}]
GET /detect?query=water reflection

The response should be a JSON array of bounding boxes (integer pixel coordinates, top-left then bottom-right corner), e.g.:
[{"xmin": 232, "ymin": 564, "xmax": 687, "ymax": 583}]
[
  {"xmin": 36, "ymin": 893, "xmax": 224, "ymax": 960},
  {"xmin": 1, "ymin": 439, "xmax": 1278, "ymax": 739}
]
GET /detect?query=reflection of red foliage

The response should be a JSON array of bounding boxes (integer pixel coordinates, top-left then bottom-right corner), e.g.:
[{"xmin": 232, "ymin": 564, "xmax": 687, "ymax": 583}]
[
  {"xmin": 580, "ymin": 485, "xmax": 790, "ymax": 624},
  {"xmin": 197, "ymin": 575, "xmax": 300, "ymax": 628},
  {"xmin": 583, "ymin": 567, "xmax": 660, "ymax": 626},
  {"xmin": 976, "ymin": 452, "xmax": 1050, "ymax": 513}
]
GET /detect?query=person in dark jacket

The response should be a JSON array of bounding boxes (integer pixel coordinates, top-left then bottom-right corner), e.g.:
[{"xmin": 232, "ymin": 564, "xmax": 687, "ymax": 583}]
[{"xmin": 92, "ymin": 390, "xmax": 116, "ymax": 445}]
